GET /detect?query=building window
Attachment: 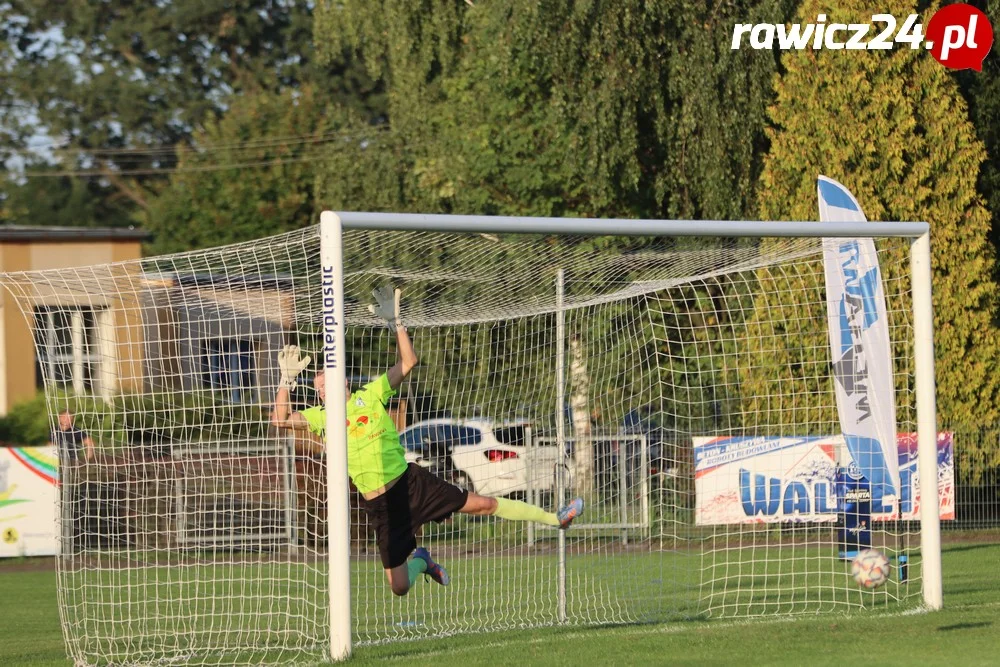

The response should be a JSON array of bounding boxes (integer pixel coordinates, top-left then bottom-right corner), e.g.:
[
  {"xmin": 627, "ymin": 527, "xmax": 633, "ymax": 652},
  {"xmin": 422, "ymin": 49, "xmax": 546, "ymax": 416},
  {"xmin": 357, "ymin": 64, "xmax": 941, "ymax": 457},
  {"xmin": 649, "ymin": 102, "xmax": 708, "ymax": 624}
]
[
  {"xmin": 199, "ymin": 339, "xmax": 256, "ymax": 403},
  {"xmin": 34, "ymin": 307, "xmax": 102, "ymax": 393}
]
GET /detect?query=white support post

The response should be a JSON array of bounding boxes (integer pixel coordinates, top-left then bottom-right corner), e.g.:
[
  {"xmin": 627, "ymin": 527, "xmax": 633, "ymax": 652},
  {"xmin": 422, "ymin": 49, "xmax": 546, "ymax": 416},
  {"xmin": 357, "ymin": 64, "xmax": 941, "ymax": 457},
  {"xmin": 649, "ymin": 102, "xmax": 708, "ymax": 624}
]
[
  {"xmin": 97, "ymin": 309, "xmax": 117, "ymax": 403},
  {"xmin": 320, "ymin": 211, "xmax": 352, "ymax": 659},
  {"xmin": 526, "ymin": 425, "xmax": 535, "ymax": 547},
  {"xmin": 71, "ymin": 311, "xmax": 84, "ymax": 394},
  {"xmin": 640, "ymin": 435, "xmax": 650, "ymax": 540},
  {"xmin": 283, "ymin": 434, "xmax": 296, "ymax": 545},
  {"xmin": 46, "ymin": 311, "xmax": 57, "ymax": 386},
  {"xmin": 619, "ymin": 446, "xmax": 628, "ymax": 546},
  {"xmin": 911, "ymin": 231, "xmax": 942, "ymax": 610},
  {"xmin": 555, "ymin": 268, "xmax": 567, "ymax": 623}
]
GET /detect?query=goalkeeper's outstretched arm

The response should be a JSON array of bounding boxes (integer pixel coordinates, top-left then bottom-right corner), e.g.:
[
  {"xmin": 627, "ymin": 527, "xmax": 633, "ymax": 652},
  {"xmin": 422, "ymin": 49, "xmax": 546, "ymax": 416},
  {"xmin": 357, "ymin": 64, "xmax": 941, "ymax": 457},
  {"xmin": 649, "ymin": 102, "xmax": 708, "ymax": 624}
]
[
  {"xmin": 387, "ymin": 325, "xmax": 418, "ymax": 390},
  {"xmin": 370, "ymin": 286, "xmax": 418, "ymax": 390},
  {"xmin": 270, "ymin": 344, "xmax": 311, "ymax": 430},
  {"xmin": 271, "ymin": 384, "xmax": 309, "ymax": 430}
]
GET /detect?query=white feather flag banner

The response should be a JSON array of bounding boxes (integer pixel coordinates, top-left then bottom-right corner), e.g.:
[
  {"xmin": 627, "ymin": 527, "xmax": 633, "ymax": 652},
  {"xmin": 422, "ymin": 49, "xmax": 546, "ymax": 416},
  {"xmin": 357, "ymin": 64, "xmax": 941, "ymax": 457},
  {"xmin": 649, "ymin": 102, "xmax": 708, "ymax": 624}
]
[{"xmin": 818, "ymin": 175, "xmax": 899, "ymax": 511}]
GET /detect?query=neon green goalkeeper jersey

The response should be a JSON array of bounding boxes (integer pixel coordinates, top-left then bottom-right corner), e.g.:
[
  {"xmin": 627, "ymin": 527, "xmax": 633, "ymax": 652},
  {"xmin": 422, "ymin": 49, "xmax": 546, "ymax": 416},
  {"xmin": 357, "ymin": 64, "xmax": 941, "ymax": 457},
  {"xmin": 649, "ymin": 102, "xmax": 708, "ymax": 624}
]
[{"xmin": 299, "ymin": 374, "xmax": 407, "ymax": 494}]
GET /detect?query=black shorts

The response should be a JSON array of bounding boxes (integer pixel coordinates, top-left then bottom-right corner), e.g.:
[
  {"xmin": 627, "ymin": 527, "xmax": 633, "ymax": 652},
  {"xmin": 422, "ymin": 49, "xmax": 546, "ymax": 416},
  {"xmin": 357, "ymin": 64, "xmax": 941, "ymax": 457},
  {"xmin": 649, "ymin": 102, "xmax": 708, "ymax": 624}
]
[{"xmin": 361, "ymin": 463, "xmax": 469, "ymax": 569}]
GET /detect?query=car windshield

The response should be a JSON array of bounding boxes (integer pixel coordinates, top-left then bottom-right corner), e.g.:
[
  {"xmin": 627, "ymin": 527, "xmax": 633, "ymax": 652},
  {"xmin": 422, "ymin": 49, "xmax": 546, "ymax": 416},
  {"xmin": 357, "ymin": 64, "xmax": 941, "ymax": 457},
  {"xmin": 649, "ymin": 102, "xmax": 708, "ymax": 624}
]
[
  {"xmin": 494, "ymin": 425, "xmax": 527, "ymax": 446},
  {"xmin": 444, "ymin": 425, "xmax": 483, "ymax": 446},
  {"xmin": 401, "ymin": 423, "xmax": 483, "ymax": 450},
  {"xmin": 400, "ymin": 426, "xmax": 430, "ymax": 452}
]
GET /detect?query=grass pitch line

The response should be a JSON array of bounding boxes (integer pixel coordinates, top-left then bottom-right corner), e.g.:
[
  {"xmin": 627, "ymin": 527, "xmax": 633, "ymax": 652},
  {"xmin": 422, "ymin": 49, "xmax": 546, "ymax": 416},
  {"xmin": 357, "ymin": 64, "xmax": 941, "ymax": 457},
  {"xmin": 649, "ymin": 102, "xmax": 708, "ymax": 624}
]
[{"xmin": 373, "ymin": 607, "xmax": 943, "ymax": 662}]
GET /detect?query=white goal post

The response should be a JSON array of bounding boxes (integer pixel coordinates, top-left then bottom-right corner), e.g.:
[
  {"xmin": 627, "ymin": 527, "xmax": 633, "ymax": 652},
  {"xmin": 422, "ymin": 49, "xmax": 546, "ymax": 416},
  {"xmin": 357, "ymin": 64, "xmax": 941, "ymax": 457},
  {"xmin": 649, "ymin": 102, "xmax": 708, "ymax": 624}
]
[{"xmin": 0, "ymin": 211, "xmax": 940, "ymax": 666}]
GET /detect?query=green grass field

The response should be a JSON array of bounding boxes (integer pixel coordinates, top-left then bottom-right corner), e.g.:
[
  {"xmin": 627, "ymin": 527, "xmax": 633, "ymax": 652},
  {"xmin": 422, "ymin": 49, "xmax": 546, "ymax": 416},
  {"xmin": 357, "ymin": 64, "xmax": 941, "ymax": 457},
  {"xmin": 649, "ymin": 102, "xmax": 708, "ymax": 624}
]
[{"xmin": 2, "ymin": 541, "xmax": 997, "ymax": 666}]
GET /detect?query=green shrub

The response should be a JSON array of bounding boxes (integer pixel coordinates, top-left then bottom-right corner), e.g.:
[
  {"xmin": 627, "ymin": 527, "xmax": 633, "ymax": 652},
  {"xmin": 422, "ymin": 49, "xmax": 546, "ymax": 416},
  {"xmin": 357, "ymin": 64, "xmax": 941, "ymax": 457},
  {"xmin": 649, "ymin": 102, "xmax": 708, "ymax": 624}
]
[
  {"xmin": 0, "ymin": 392, "xmax": 51, "ymax": 445},
  {"xmin": 0, "ymin": 390, "xmax": 271, "ymax": 451}
]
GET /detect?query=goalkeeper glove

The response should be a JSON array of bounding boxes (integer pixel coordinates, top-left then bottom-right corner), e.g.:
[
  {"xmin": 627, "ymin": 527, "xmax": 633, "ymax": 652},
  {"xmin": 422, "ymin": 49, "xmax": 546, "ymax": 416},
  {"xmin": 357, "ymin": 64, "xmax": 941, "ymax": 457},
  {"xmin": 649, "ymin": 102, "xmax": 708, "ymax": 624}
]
[
  {"xmin": 277, "ymin": 344, "xmax": 312, "ymax": 390},
  {"xmin": 368, "ymin": 286, "xmax": 402, "ymax": 330}
]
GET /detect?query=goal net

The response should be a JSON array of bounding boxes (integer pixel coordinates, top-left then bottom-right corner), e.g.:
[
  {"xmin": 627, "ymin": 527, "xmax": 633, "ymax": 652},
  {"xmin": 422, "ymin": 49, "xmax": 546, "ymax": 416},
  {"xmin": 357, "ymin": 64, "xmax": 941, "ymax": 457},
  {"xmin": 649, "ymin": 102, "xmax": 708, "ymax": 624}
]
[{"xmin": 0, "ymin": 216, "xmax": 937, "ymax": 665}]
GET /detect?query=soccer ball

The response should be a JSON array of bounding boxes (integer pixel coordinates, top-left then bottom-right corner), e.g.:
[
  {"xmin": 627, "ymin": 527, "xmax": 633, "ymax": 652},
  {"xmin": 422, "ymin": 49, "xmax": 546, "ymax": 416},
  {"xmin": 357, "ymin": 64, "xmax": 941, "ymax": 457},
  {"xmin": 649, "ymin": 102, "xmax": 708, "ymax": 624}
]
[{"xmin": 852, "ymin": 549, "xmax": 891, "ymax": 589}]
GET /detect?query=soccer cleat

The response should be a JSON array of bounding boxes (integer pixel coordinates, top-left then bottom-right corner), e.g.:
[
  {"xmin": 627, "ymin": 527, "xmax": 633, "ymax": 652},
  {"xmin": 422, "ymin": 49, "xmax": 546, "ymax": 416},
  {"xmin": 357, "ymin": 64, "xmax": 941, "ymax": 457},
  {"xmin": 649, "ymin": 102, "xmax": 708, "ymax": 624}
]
[
  {"xmin": 557, "ymin": 497, "xmax": 585, "ymax": 529},
  {"xmin": 412, "ymin": 546, "xmax": 450, "ymax": 586}
]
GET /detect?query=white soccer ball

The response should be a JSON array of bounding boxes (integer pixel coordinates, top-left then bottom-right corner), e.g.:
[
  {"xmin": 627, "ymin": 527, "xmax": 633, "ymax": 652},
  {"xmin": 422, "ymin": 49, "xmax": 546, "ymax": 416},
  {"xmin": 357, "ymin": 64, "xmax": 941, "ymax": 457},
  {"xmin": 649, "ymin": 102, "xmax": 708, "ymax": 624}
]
[{"xmin": 852, "ymin": 549, "xmax": 891, "ymax": 589}]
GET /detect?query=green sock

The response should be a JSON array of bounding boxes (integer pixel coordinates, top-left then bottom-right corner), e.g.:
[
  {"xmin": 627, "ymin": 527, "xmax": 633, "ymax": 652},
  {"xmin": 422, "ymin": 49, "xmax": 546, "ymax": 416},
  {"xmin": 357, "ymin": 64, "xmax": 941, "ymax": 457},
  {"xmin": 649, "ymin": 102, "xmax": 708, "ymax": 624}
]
[
  {"xmin": 407, "ymin": 556, "xmax": 427, "ymax": 587},
  {"xmin": 494, "ymin": 497, "xmax": 560, "ymax": 527}
]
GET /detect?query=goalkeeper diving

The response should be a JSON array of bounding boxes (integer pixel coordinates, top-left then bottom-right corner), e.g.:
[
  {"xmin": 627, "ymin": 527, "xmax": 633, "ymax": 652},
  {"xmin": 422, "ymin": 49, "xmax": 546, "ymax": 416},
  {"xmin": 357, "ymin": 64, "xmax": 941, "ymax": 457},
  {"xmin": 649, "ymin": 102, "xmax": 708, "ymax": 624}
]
[{"xmin": 271, "ymin": 286, "xmax": 584, "ymax": 596}]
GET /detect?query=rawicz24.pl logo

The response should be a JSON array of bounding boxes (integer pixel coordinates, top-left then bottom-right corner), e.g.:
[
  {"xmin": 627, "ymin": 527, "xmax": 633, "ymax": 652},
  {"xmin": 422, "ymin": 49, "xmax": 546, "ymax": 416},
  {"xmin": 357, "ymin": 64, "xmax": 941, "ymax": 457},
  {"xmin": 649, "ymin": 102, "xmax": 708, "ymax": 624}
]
[{"xmin": 732, "ymin": 3, "xmax": 993, "ymax": 71}]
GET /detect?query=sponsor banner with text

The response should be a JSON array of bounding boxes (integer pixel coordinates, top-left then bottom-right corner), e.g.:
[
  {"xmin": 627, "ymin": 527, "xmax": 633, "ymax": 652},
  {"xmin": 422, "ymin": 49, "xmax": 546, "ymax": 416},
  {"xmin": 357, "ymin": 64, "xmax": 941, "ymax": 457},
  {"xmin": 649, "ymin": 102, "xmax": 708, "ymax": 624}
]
[
  {"xmin": 819, "ymin": 175, "xmax": 900, "ymax": 511},
  {"xmin": 693, "ymin": 434, "xmax": 954, "ymax": 525}
]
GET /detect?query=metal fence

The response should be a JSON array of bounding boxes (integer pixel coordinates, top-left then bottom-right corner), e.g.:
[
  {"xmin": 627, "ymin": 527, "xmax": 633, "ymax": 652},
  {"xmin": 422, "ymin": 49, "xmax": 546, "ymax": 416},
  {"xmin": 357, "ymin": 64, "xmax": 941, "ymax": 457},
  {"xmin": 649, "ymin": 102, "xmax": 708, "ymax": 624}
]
[{"xmin": 946, "ymin": 424, "xmax": 1000, "ymax": 531}]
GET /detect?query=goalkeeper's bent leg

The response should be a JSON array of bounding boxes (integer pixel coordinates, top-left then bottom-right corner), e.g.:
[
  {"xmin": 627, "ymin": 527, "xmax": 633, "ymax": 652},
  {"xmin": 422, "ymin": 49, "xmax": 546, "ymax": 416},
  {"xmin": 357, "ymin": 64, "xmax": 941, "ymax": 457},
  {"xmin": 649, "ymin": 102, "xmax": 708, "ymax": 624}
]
[
  {"xmin": 406, "ymin": 557, "xmax": 427, "ymax": 587},
  {"xmin": 386, "ymin": 562, "xmax": 414, "ymax": 596}
]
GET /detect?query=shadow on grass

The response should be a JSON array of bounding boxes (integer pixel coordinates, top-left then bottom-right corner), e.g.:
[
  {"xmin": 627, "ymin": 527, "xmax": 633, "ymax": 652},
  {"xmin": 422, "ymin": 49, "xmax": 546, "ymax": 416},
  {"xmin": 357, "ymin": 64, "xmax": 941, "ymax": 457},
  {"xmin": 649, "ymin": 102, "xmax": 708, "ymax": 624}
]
[
  {"xmin": 937, "ymin": 621, "xmax": 992, "ymax": 632},
  {"xmin": 941, "ymin": 543, "xmax": 1000, "ymax": 555}
]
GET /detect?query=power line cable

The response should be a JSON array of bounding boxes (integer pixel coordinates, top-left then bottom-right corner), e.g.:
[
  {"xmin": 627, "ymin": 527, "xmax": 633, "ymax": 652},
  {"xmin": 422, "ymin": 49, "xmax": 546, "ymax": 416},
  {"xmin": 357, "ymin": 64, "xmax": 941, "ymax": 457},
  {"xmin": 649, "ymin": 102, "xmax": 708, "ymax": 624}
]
[
  {"xmin": 19, "ymin": 125, "xmax": 391, "ymax": 157},
  {"xmin": 13, "ymin": 128, "xmax": 402, "ymax": 177}
]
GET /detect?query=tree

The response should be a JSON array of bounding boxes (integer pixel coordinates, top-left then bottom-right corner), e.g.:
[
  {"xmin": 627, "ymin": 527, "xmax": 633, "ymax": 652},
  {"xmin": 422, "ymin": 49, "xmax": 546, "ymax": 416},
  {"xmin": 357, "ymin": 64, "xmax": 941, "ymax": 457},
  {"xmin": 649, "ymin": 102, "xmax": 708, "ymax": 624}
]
[
  {"xmin": 568, "ymin": 333, "xmax": 594, "ymax": 496},
  {"xmin": 1, "ymin": 0, "xmax": 383, "ymax": 222},
  {"xmin": 315, "ymin": 0, "xmax": 793, "ymax": 222},
  {"xmin": 0, "ymin": 171, "xmax": 133, "ymax": 227},
  {"xmin": 743, "ymin": 0, "xmax": 1000, "ymax": 475},
  {"xmin": 144, "ymin": 86, "xmax": 334, "ymax": 254},
  {"xmin": 955, "ymin": 1, "xmax": 1000, "ymax": 272},
  {"xmin": 313, "ymin": 2, "xmax": 796, "ymax": 471}
]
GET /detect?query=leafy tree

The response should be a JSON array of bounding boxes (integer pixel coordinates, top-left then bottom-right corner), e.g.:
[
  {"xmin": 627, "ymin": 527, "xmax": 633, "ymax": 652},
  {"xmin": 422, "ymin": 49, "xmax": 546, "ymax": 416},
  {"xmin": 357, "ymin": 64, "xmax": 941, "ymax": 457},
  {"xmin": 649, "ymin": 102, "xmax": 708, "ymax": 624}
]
[
  {"xmin": 1, "ymin": 171, "xmax": 134, "ymax": 227},
  {"xmin": 144, "ymin": 86, "xmax": 334, "ymax": 254},
  {"xmin": 313, "ymin": 1, "xmax": 797, "ymax": 466},
  {"xmin": 955, "ymin": 1, "xmax": 1000, "ymax": 271},
  {"xmin": 315, "ymin": 0, "xmax": 793, "ymax": 221},
  {"xmin": 742, "ymin": 0, "xmax": 1000, "ymax": 478},
  {"xmin": 1, "ymin": 0, "xmax": 383, "ymax": 221}
]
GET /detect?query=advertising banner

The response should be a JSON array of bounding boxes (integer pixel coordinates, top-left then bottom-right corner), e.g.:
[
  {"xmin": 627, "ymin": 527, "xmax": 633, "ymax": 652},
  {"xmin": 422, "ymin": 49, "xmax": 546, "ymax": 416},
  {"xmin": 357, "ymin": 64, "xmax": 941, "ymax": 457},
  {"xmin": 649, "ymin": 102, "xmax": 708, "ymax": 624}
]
[
  {"xmin": 694, "ymin": 435, "xmax": 840, "ymax": 525},
  {"xmin": 0, "ymin": 446, "xmax": 59, "ymax": 558},
  {"xmin": 694, "ymin": 434, "xmax": 954, "ymax": 525},
  {"xmin": 819, "ymin": 175, "xmax": 900, "ymax": 511}
]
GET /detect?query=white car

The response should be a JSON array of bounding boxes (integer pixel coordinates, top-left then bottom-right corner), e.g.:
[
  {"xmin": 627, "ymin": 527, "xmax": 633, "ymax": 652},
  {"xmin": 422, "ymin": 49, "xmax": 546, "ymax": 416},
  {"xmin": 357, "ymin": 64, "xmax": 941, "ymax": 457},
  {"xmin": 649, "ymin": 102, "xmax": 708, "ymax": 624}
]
[{"xmin": 400, "ymin": 418, "xmax": 560, "ymax": 498}]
